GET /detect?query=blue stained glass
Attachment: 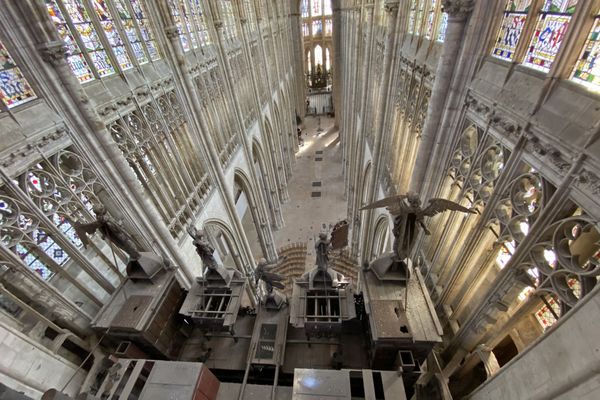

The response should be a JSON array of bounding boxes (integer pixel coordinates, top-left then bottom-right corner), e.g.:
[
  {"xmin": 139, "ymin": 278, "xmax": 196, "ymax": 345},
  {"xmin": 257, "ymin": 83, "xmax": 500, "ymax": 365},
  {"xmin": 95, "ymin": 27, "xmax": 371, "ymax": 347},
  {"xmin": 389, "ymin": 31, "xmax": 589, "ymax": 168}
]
[{"xmin": 0, "ymin": 40, "xmax": 37, "ymax": 108}]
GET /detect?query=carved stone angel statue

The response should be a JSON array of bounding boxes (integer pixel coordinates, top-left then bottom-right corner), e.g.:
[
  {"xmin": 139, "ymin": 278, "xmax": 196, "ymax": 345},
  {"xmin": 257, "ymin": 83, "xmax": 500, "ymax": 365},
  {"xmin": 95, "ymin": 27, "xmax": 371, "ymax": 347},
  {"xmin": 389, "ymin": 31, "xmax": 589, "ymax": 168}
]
[
  {"xmin": 255, "ymin": 256, "xmax": 287, "ymax": 293},
  {"xmin": 361, "ymin": 192, "xmax": 476, "ymax": 261},
  {"xmin": 73, "ymin": 204, "xmax": 141, "ymax": 260},
  {"xmin": 187, "ymin": 226, "xmax": 218, "ymax": 270}
]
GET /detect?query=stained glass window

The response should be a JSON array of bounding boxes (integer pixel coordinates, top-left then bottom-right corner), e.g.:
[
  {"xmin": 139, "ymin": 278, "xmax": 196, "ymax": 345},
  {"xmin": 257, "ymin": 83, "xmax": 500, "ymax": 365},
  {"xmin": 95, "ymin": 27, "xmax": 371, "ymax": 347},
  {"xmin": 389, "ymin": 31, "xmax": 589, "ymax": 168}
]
[
  {"xmin": 301, "ymin": 0, "xmax": 309, "ymax": 18},
  {"xmin": 192, "ymin": 0, "xmax": 211, "ymax": 46},
  {"xmin": 324, "ymin": 0, "xmax": 332, "ymax": 15},
  {"xmin": 60, "ymin": 0, "xmax": 115, "ymax": 77},
  {"xmin": 425, "ymin": 0, "xmax": 438, "ymax": 40},
  {"xmin": 312, "ymin": 0, "xmax": 322, "ymax": 17},
  {"xmin": 182, "ymin": 0, "xmax": 199, "ymax": 49},
  {"xmin": 325, "ymin": 48, "xmax": 330, "ymax": 71},
  {"xmin": 314, "ymin": 44, "xmax": 323, "ymax": 66},
  {"xmin": 312, "ymin": 20, "xmax": 322, "ymax": 36},
  {"xmin": 325, "ymin": 19, "xmax": 333, "ymax": 35},
  {"xmin": 168, "ymin": 0, "xmax": 190, "ymax": 51},
  {"xmin": 0, "ymin": 40, "xmax": 36, "ymax": 108},
  {"xmin": 572, "ymin": 15, "xmax": 600, "ymax": 90},
  {"xmin": 492, "ymin": 0, "xmax": 532, "ymax": 61},
  {"xmin": 408, "ymin": 0, "xmax": 418, "ymax": 34},
  {"xmin": 496, "ymin": 240, "xmax": 515, "ymax": 269},
  {"xmin": 524, "ymin": 0, "xmax": 578, "ymax": 71},
  {"xmin": 414, "ymin": 0, "xmax": 426, "ymax": 36},
  {"xmin": 92, "ymin": 0, "xmax": 133, "ymax": 70},
  {"xmin": 535, "ymin": 295, "xmax": 560, "ymax": 330},
  {"xmin": 130, "ymin": 0, "xmax": 161, "ymax": 60},
  {"xmin": 307, "ymin": 51, "xmax": 311, "ymax": 74},
  {"xmin": 303, "ymin": 23, "xmax": 310, "ymax": 37},
  {"xmin": 437, "ymin": 12, "xmax": 448, "ymax": 42},
  {"xmin": 113, "ymin": 0, "xmax": 148, "ymax": 64},
  {"xmin": 46, "ymin": 0, "xmax": 95, "ymax": 82}
]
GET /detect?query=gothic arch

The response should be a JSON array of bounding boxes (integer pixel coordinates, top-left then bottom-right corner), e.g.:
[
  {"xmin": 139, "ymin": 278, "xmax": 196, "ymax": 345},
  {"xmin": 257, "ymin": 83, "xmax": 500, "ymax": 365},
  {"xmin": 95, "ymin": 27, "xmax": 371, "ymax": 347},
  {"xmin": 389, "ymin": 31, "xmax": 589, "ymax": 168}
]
[
  {"xmin": 233, "ymin": 168, "xmax": 267, "ymax": 259},
  {"xmin": 203, "ymin": 218, "xmax": 247, "ymax": 275},
  {"xmin": 370, "ymin": 215, "xmax": 391, "ymax": 261}
]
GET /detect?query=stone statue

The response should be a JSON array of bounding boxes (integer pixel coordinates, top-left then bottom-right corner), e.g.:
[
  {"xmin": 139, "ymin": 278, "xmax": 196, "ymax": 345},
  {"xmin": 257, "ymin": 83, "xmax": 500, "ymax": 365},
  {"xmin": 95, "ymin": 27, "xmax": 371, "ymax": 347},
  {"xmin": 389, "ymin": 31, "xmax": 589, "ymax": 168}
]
[
  {"xmin": 361, "ymin": 192, "xmax": 476, "ymax": 261},
  {"xmin": 255, "ymin": 256, "xmax": 287, "ymax": 293},
  {"xmin": 187, "ymin": 226, "xmax": 218, "ymax": 270},
  {"xmin": 315, "ymin": 232, "xmax": 331, "ymax": 270},
  {"xmin": 73, "ymin": 205, "xmax": 141, "ymax": 260}
]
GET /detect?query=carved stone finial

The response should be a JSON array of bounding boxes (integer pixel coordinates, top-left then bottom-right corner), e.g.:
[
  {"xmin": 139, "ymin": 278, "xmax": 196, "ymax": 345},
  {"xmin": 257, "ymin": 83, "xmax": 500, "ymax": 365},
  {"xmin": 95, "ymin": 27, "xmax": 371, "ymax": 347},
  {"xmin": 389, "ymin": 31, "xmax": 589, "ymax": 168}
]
[
  {"xmin": 384, "ymin": 1, "xmax": 400, "ymax": 13},
  {"xmin": 441, "ymin": 0, "xmax": 474, "ymax": 19},
  {"xmin": 39, "ymin": 41, "xmax": 67, "ymax": 65},
  {"xmin": 164, "ymin": 26, "xmax": 179, "ymax": 40}
]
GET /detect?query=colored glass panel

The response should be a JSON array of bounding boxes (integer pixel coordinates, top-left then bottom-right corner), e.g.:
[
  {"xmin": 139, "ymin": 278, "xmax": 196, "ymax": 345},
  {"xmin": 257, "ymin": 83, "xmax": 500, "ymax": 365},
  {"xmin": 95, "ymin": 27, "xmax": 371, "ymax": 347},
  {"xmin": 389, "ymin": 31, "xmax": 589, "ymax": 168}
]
[
  {"xmin": 62, "ymin": 0, "xmax": 115, "ymax": 77},
  {"xmin": 325, "ymin": 19, "xmax": 333, "ymax": 35},
  {"xmin": 437, "ymin": 12, "xmax": 448, "ymax": 42},
  {"xmin": 572, "ymin": 17, "xmax": 600, "ymax": 90},
  {"xmin": 168, "ymin": 0, "xmax": 190, "ymax": 51},
  {"xmin": 46, "ymin": 0, "xmax": 94, "ymax": 82},
  {"xmin": 312, "ymin": 20, "xmax": 322, "ymax": 36},
  {"xmin": 189, "ymin": 0, "xmax": 208, "ymax": 46},
  {"xmin": 524, "ymin": 14, "xmax": 571, "ymax": 71},
  {"xmin": 415, "ymin": 0, "xmax": 426, "ymax": 36},
  {"xmin": 92, "ymin": 0, "xmax": 133, "ymax": 70},
  {"xmin": 113, "ymin": 0, "xmax": 148, "ymax": 64},
  {"xmin": 0, "ymin": 41, "xmax": 36, "ymax": 108},
  {"xmin": 408, "ymin": 0, "xmax": 417, "ymax": 34},
  {"xmin": 524, "ymin": 0, "xmax": 578, "ymax": 71},
  {"xmin": 184, "ymin": 0, "xmax": 201, "ymax": 48},
  {"xmin": 426, "ymin": 0, "xmax": 437, "ymax": 39},
  {"xmin": 492, "ymin": 0, "xmax": 532, "ymax": 61},
  {"xmin": 130, "ymin": 0, "xmax": 160, "ymax": 60},
  {"xmin": 324, "ymin": 0, "xmax": 332, "ymax": 15},
  {"xmin": 535, "ymin": 296, "xmax": 560, "ymax": 330},
  {"xmin": 312, "ymin": 0, "xmax": 322, "ymax": 16},
  {"xmin": 303, "ymin": 23, "xmax": 310, "ymax": 37},
  {"xmin": 301, "ymin": 0, "xmax": 309, "ymax": 18}
]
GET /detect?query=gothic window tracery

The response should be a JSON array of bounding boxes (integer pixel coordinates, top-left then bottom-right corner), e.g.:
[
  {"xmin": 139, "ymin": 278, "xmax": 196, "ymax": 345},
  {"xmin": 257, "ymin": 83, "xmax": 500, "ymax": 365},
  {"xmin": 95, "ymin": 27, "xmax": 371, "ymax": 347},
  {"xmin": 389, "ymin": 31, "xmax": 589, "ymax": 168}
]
[
  {"xmin": 0, "ymin": 149, "xmax": 126, "ymax": 315},
  {"xmin": 524, "ymin": 0, "xmax": 578, "ymax": 71},
  {"xmin": 492, "ymin": 0, "xmax": 532, "ymax": 61},
  {"xmin": 0, "ymin": 40, "xmax": 36, "ymax": 108},
  {"xmin": 109, "ymin": 93, "xmax": 211, "ymax": 236},
  {"xmin": 571, "ymin": 10, "xmax": 600, "ymax": 90}
]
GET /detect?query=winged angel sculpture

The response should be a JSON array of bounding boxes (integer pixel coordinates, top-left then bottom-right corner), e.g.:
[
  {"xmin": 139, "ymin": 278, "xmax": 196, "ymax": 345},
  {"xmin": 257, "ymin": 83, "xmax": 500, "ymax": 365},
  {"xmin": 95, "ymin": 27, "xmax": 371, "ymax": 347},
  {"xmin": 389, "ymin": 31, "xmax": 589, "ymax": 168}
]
[
  {"xmin": 255, "ymin": 256, "xmax": 287, "ymax": 294},
  {"xmin": 361, "ymin": 192, "xmax": 476, "ymax": 261}
]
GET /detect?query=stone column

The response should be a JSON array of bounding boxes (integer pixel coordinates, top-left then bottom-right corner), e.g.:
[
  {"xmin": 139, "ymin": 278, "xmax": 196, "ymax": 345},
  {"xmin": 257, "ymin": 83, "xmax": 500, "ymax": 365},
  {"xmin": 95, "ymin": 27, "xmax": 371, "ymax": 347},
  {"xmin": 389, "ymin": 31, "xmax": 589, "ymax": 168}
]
[
  {"xmin": 359, "ymin": 1, "xmax": 400, "ymax": 262},
  {"xmin": 409, "ymin": 0, "xmax": 474, "ymax": 195}
]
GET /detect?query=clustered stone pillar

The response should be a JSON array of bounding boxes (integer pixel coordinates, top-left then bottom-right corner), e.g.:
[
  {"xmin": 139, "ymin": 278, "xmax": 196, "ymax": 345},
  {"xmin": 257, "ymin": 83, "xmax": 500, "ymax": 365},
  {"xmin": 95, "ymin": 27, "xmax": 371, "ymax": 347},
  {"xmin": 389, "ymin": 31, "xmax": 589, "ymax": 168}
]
[{"xmin": 409, "ymin": 0, "xmax": 474, "ymax": 196}]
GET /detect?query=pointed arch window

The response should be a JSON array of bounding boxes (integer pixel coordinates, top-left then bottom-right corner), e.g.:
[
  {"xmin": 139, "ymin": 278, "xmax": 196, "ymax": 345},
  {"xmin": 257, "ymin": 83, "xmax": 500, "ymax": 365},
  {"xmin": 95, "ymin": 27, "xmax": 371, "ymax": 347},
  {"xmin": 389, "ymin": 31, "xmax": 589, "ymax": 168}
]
[
  {"xmin": 491, "ymin": 0, "xmax": 532, "ymax": 61},
  {"xmin": 324, "ymin": 0, "xmax": 332, "ymax": 16},
  {"xmin": 312, "ymin": 20, "xmax": 322, "ymax": 36},
  {"xmin": 301, "ymin": 0, "xmax": 309, "ymax": 18},
  {"xmin": 91, "ymin": 0, "xmax": 133, "ymax": 70},
  {"xmin": 571, "ymin": 10, "xmax": 600, "ymax": 90},
  {"xmin": 129, "ymin": 0, "xmax": 161, "ymax": 59},
  {"xmin": 437, "ymin": 12, "xmax": 448, "ymax": 41},
  {"xmin": 46, "ymin": 0, "xmax": 101, "ymax": 82},
  {"xmin": 524, "ymin": 0, "xmax": 579, "ymax": 71},
  {"xmin": 113, "ymin": 0, "xmax": 148, "ymax": 64},
  {"xmin": 0, "ymin": 40, "xmax": 37, "ymax": 108},
  {"xmin": 408, "ymin": 0, "xmax": 418, "ymax": 34},
  {"xmin": 325, "ymin": 18, "xmax": 333, "ymax": 35},
  {"xmin": 425, "ymin": 0, "xmax": 438, "ymax": 39},
  {"xmin": 312, "ymin": 0, "xmax": 322, "ymax": 17}
]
